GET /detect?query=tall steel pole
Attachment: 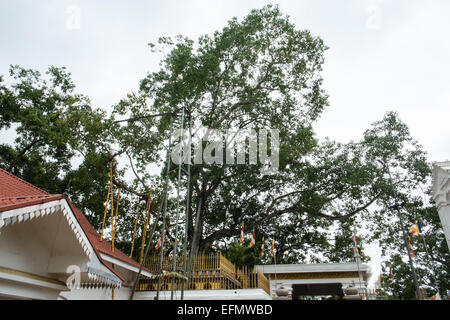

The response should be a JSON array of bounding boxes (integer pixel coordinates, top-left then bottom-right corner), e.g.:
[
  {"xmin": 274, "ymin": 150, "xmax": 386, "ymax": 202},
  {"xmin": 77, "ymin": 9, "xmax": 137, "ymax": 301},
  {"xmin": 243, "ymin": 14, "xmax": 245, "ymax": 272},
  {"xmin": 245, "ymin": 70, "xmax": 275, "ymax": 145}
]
[
  {"xmin": 171, "ymin": 107, "xmax": 185, "ymax": 300},
  {"xmin": 156, "ymin": 115, "xmax": 175, "ymax": 300},
  {"xmin": 181, "ymin": 114, "xmax": 192, "ymax": 300},
  {"xmin": 354, "ymin": 249, "xmax": 364, "ymax": 298},
  {"xmin": 129, "ymin": 114, "xmax": 175, "ymax": 300},
  {"xmin": 379, "ymin": 160, "xmax": 422, "ymax": 300}
]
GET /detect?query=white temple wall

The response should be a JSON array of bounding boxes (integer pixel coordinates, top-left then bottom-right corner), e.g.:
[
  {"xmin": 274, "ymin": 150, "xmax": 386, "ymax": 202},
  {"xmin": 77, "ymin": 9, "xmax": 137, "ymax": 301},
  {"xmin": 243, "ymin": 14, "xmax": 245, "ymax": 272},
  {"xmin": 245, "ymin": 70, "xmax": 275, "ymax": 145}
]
[
  {"xmin": 432, "ymin": 161, "xmax": 450, "ymax": 251},
  {"xmin": 60, "ymin": 286, "xmax": 131, "ymax": 300}
]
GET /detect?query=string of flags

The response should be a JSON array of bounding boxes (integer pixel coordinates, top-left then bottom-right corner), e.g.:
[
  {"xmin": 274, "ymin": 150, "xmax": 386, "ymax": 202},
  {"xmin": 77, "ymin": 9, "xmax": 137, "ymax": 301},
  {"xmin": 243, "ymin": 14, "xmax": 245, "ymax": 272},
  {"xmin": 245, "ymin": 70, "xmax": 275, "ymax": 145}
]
[
  {"xmin": 378, "ymin": 219, "xmax": 425, "ymax": 289},
  {"xmin": 249, "ymin": 225, "xmax": 256, "ymax": 248},
  {"xmin": 408, "ymin": 236, "xmax": 415, "ymax": 257},
  {"xmin": 271, "ymin": 239, "xmax": 275, "ymax": 257},
  {"xmin": 379, "ymin": 264, "xmax": 395, "ymax": 288},
  {"xmin": 234, "ymin": 219, "xmax": 422, "ymax": 277},
  {"xmin": 379, "ymin": 263, "xmax": 395, "ymax": 287},
  {"xmin": 155, "ymin": 233, "xmax": 162, "ymax": 250},
  {"xmin": 377, "ymin": 219, "xmax": 426, "ymax": 290},
  {"xmin": 407, "ymin": 219, "xmax": 423, "ymax": 258},
  {"xmin": 409, "ymin": 220, "xmax": 422, "ymax": 236},
  {"xmin": 353, "ymin": 230, "xmax": 359, "ymax": 254},
  {"xmin": 238, "ymin": 222, "xmax": 276, "ymax": 258},
  {"xmin": 260, "ymin": 236, "xmax": 264, "ymax": 257}
]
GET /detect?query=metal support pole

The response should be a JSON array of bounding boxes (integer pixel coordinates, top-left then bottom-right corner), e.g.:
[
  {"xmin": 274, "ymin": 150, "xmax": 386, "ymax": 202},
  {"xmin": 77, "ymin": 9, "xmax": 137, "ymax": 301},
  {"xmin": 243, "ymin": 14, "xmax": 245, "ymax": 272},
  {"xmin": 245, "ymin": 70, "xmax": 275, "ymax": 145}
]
[
  {"xmin": 156, "ymin": 115, "xmax": 174, "ymax": 300},
  {"xmin": 171, "ymin": 107, "xmax": 185, "ymax": 300},
  {"xmin": 129, "ymin": 190, "xmax": 165, "ymax": 300},
  {"xmin": 393, "ymin": 203, "xmax": 422, "ymax": 300},
  {"xmin": 129, "ymin": 115, "xmax": 175, "ymax": 300},
  {"xmin": 181, "ymin": 115, "xmax": 192, "ymax": 300},
  {"xmin": 380, "ymin": 160, "xmax": 422, "ymax": 300},
  {"xmin": 354, "ymin": 250, "xmax": 364, "ymax": 298},
  {"xmin": 273, "ymin": 249, "xmax": 278, "ymax": 297}
]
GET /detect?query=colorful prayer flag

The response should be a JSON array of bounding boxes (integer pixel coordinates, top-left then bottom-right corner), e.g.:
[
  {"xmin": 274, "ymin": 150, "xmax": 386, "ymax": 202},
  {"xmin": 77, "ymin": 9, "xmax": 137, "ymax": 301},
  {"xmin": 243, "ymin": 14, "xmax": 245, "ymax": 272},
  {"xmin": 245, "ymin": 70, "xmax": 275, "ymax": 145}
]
[
  {"xmin": 240, "ymin": 222, "xmax": 244, "ymax": 244},
  {"xmin": 409, "ymin": 220, "xmax": 422, "ymax": 236},
  {"xmin": 389, "ymin": 265, "xmax": 394, "ymax": 280},
  {"xmin": 270, "ymin": 239, "xmax": 275, "ymax": 257},
  {"xmin": 249, "ymin": 226, "xmax": 255, "ymax": 248},
  {"xmin": 353, "ymin": 230, "xmax": 359, "ymax": 254},
  {"xmin": 409, "ymin": 224, "xmax": 419, "ymax": 236},
  {"xmin": 416, "ymin": 220, "xmax": 422, "ymax": 234},
  {"xmin": 155, "ymin": 234, "xmax": 162, "ymax": 250},
  {"xmin": 260, "ymin": 237, "xmax": 265, "ymax": 257},
  {"xmin": 408, "ymin": 236, "xmax": 415, "ymax": 257}
]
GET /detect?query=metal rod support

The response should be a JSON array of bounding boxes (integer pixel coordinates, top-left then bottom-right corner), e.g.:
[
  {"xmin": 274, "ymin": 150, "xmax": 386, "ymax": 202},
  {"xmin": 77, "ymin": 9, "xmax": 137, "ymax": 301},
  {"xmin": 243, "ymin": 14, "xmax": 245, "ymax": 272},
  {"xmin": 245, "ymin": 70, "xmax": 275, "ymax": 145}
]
[
  {"xmin": 171, "ymin": 107, "xmax": 185, "ymax": 300},
  {"xmin": 156, "ymin": 115, "xmax": 174, "ymax": 300},
  {"xmin": 181, "ymin": 115, "xmax": 192, "ymax": 300},
  {"xmin": 379, "ymin": 159, "xmax": 422, "ymax": 300}
]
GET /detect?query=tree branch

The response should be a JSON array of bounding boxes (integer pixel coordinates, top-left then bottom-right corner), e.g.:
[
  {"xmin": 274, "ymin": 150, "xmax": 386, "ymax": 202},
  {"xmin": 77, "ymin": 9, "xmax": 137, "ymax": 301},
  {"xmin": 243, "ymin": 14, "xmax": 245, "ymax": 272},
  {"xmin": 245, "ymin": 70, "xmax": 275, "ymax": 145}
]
[
  {"xmin": 313, "ymin": 192, "xmax": 382, "ymax": 221},
  {"xmin": 112, "ymin": 177, "xmax": 147, "ymax": 198},
  {"xmin": 210, "ymin": 99, "xmax": 254, "ymax": 129},
  {"xmin": 126, "ymin": 152, "xmax": 148, "ymax": 191},
  {"xmin": 8, "ymin": 136, "xmax": 43, "ymax": 171}
]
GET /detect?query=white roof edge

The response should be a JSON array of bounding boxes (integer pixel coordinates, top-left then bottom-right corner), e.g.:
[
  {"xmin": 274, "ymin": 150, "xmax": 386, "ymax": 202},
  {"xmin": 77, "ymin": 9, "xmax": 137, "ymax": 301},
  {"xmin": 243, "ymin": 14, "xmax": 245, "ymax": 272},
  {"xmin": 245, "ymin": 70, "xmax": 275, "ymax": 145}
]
[
  {"xmin": 0, "ymin": 269, "xmax": 68, "ymax": 291},
  {"xmin": 255, "ymin": 263, "xmax": 371, "ymax": 273},
  {"xmin": 99, "ymin": 252, "xmax": 153, "ymax": 278},
  {"xmin": 0, "ymin": 198, "xmax": 122, "ymax": 288}
]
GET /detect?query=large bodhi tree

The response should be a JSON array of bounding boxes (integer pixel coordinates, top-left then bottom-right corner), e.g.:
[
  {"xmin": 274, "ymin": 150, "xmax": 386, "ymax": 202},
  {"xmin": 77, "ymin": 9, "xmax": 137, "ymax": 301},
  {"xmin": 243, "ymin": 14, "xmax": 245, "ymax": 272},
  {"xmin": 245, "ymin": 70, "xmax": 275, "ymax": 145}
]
[
  {"xmin": 111, "ymin": 4, "xmax": 430, "ymax": 262},
  {"xmin": 114, "ymin": 4, "xmax": 332, "ymax": 255}
]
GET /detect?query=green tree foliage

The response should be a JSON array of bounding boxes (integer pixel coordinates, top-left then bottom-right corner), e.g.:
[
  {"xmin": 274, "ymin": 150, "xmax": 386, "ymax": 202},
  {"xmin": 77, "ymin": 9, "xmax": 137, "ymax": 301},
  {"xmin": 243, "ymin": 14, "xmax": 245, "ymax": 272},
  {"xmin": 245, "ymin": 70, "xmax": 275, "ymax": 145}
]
[
  {"xmin": 377, "ymin": 200, "xmax": 449, "ymax": 299},
  {"xmin": 0, "ymin": 65, "xmax": 133, "ymax": 235},
  {"xmin": 0, "ymin": 65, "xmax": 79, "ymax": 192},
  {"xmin": 223, "ymin": 242, "xmax": 260, "ymax": 269}
]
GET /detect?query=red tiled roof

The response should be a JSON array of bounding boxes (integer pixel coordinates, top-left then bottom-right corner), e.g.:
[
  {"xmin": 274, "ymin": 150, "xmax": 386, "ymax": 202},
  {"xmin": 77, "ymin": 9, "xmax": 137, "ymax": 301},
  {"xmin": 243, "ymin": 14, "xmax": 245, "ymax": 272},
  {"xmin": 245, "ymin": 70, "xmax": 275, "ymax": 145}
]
[
  {"xmin": 0, "ymin": 167, "xmax": 147, "ymax": 280},
  {"xmin": 0, "ymin": 168, "xmax": 64, "ymax": 212},
  {"xmin": 0, "ymin": 168, "xmax": 48, "ymax": 198}
]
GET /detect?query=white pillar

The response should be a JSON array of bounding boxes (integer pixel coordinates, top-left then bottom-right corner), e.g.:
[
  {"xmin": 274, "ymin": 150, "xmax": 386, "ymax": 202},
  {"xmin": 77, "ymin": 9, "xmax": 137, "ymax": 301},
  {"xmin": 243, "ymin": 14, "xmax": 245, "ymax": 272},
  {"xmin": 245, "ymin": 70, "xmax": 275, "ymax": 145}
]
[{"xmin": 432, "ymin": 161, "xmax": 450, "ymax": 251}]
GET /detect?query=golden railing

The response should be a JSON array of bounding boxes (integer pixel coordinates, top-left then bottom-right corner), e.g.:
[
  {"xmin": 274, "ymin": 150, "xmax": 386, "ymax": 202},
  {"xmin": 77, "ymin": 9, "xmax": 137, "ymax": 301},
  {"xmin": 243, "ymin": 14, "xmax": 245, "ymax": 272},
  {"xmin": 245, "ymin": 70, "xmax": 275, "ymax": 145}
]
[{"xmin": 137, "ymin": 253, "xmax": 270, "ymax": 295}]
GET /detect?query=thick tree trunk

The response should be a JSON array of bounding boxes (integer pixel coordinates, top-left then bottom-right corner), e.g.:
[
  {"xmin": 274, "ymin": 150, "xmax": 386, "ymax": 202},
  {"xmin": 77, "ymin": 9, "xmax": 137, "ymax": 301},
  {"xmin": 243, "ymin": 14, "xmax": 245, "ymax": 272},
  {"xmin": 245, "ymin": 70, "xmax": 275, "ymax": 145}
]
[{"xmin": 193, "ymin": 195, "xmax": 206, "ymax": 254}]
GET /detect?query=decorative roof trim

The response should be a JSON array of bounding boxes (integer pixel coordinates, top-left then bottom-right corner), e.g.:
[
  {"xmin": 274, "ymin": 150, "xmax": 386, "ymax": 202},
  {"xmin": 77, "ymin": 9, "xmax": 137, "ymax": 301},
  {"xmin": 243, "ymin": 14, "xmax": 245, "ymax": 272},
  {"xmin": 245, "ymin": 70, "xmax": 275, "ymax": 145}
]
[
  {"xmin": 99, "ymin": 252, "xmax": 153, "ymax": 278},
  {"xmin": 0, "ymin": 199, "xmax": 123, "ymax": 288},
  {"xmin": 0, "ymin": 199, "xmax": 92, "ymax": 260}
]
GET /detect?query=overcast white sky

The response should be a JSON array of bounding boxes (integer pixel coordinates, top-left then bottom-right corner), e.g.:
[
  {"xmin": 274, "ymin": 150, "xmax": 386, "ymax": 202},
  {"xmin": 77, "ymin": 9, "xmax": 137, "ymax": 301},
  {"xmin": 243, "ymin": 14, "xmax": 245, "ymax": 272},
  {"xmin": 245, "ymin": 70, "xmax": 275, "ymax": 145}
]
[{"xmin": 1, "ymin": 0, "xmax": 449, "ymax": 288}]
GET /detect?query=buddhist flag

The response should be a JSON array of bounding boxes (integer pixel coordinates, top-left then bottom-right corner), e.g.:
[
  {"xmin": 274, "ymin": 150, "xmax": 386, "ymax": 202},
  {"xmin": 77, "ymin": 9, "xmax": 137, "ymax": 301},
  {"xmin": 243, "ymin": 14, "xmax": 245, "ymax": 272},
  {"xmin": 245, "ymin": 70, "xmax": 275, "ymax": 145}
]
[
  {"xmin": 353, "ymin": 230, "xmax": 359, "ymax": 254},
  {"xmin": 416, "ymin": 220, "xmax": 422, "ymax": 234},
  {"xmin": 155, "ymin": 234, "xmax": 162, "ymax": 250},
  {"xmin": 240, "ymin": 222, "xmax": 244, "ymax": 244},
  {"xmin": 389, "ymin": 265, "xmax": 394, "ymax": 280},
  {"xmin": 409, "ymin": 222, "xmax": 419, "ymax": 236},
  {"xmin": 409, "ymin": 220, "xmax": 422, "ymax": 236},
  {"xmin": 260, "ymin": 237, "xmax": 265, "ymax": 257},
  {"xmin": 270, "ymin": 239, "xmax": 275, "ymax": 257},
  {"xmin": 408, "ymin": 236, "xmax": 415, "ymax": 257},
  {"xmin": 249, "ymin": 226, "xmax": 255, "ymax": 248}
]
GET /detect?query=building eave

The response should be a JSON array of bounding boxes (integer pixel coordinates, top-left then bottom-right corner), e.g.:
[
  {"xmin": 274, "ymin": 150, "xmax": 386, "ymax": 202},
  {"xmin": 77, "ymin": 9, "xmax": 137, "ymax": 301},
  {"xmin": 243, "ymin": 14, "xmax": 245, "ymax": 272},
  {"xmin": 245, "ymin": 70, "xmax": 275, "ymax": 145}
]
[
  {"xmin": 0, "ymin": 198, "xmax": 123, "ymax": 289},
  {"xmin": 99, "ymin": 252, "xmax": 153, "ymax": 279}
]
